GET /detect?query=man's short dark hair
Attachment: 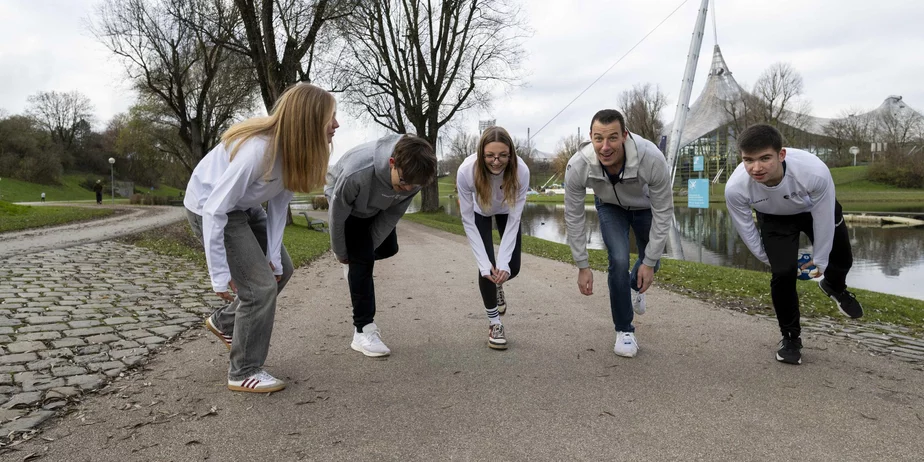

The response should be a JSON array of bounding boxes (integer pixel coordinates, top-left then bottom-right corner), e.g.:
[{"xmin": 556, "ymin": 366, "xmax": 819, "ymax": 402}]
[
  {"xmin": 590, "ymin": 109, "xmax": 627, "ymax": 133},
  {"xmin": 393, "ymin": 135, "xmax": 437, "ymax": 185},
  {"xmin": 737, "ymin": 124, "xmax": 786, "ymax": 154}
]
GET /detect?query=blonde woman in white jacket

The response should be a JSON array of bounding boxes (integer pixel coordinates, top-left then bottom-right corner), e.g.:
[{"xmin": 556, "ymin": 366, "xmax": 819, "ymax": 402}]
[
  {"xmin": 184, "ymin": 83, "xmax": 338, "ymax": 393},
  {"xmin": 456, "ymin": 126, "xmax": 530, "ymax": 349}
]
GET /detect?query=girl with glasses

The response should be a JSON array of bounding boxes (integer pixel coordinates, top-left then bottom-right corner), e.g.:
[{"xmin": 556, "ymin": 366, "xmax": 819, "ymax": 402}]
[{"xmin": 455, "ymin": 126, "xmax": 530, "ymax": 349}]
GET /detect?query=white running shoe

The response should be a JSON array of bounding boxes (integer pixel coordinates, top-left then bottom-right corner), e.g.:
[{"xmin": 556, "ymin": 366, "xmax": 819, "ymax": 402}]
[
  {"xmin": 227, "ymin": 370, "xmax": 286, "ymax": 393},
  {"xmin": 488, "ymin": 323, "xmax": 508, "ymax": 350},
  {"xmin": 632, "ymin": 290, "xmax": 646, "ymax": 315},
  {"xmin": 614, "ymin": 332, "xmax": 639, "ymax": 358},
  {"xmin": 351, "ymin": 323, "xmax": 391, "ymax": 357}
]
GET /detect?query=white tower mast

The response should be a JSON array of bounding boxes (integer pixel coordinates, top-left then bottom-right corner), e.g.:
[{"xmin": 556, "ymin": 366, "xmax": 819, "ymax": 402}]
[{"xmin": 665, "ymin": 0, "xmax": 710, "ymax": 187}]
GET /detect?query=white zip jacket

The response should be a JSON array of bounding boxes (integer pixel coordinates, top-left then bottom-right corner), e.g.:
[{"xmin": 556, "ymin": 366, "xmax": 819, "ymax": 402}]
[
  {"xmin": 724, "ymin": 148, "xmax": 837, "ymax": 273},
  {"xmin": 184, "ymin": 136, "xmax": 293, "ymax": 292},
  {"xmin": 563, "ymin": 133, "xmax": 673, "ymax": 269},
  {"xmin": 456, "ymin": 154, "xmax": 530, "ymax": 276}
]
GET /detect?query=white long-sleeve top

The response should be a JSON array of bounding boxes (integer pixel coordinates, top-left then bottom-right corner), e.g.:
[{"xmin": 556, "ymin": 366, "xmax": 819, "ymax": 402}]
[
  {"xmin": 724, "ymin": 148, "xmax": 837, "ymax": 272},
  {"xmin": 184, "ymin": 136, "xmax": 293, "ymax": 292},
  {"xmin": 456, "ymin": 154, "xmax": 530, "ymax": 276}
]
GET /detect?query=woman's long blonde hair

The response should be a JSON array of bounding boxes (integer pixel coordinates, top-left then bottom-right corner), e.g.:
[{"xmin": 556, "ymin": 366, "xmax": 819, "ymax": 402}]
[
  {"xmin": 222, "ymin": 83, "xmax": 335, "ymax": 193},
  {"xmin": 474, "ymin": 126, "xmax": 519, "ymax": 211}
]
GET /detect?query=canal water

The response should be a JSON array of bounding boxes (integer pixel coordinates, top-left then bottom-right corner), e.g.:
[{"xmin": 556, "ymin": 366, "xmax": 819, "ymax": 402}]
[{"xmin": 414, "ymin": 199, "xmax": 924, "ymax": 301}]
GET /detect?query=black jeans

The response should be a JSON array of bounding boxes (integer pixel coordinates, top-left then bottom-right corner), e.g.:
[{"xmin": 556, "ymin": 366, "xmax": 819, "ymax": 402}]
[
  {"xmin": 474, "ymin": 212, "xmax": 522, "ymax": 308},
  {"xmin": 344, "ymin": 214, "xmax": 399, "ymax": 331},
  {"xmin": 757, "ymin": 201, "xmax": 852, "ymax": 339}
]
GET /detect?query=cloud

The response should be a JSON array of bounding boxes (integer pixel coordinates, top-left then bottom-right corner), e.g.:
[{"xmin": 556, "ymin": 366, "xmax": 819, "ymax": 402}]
[{"xmin": 2, "ymin": 0, "xmax": 921, "ymax": 158}]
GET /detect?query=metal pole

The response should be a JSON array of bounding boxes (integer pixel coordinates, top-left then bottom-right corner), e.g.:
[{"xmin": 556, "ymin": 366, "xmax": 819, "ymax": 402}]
[
  {"xmin": 665, "ymin": 0, "xmax": 710, "ymax": 188},
  {"xmin": 110, "ymin": 164, "xmax": 114, "ymax": 204}
]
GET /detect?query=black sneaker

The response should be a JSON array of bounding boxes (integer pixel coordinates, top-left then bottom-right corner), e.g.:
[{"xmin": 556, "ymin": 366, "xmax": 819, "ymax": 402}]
[
  {"xmin": 776, "ymin": 337, "xmax": 803, "ymax": 365},
  {"xmin": 818, "ymin": 279, "xmax": 863, "ymax": 319}
]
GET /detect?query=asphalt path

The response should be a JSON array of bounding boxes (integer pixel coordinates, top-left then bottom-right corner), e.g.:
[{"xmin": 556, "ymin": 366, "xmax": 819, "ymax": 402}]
[
  {"xmin": 0, "ymin": 204, "xmax": 185, "ymax": 258},
  {"xmin": 1, "ymin": 219, "xmax": 922, "ymax": 461}
]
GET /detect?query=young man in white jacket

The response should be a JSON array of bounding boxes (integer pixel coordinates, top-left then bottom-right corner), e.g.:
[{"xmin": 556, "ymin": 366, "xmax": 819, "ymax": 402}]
[
  {"xmin": 564, "ymin": 109, "xmax": 674, "ymax": 358},
  {"xmin": 725, "ymin": 124, "xmax": 862, "ymax": 365},
  {"xmin": 325, "ymin": 134, "xmax": 437, "ymax": 357}
]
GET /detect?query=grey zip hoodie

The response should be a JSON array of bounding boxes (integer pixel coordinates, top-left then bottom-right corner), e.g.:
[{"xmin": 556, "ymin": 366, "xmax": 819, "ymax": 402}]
[
  {"xmin": 324, "ymin": 134, "xmax": 420, "ymax": 261},
  {"xmin": 563, "ymin": 132, "xmax": 674, "ymax": 269}
]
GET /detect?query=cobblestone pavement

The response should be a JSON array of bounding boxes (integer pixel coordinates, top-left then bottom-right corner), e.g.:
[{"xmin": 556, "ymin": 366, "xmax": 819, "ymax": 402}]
[{"xmin": 0, "ymin": 242, "xmax": 221, "ymax": 442}]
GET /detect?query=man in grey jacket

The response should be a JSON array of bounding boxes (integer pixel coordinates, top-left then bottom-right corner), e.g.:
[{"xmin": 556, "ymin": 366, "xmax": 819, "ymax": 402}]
[
  {"xmin": 564, "ymin": 109, "xmax": 673, "ymax": 358},
  {"xmin": 325, "ymin": 134, "xmax": 437, "ymax": 357}
]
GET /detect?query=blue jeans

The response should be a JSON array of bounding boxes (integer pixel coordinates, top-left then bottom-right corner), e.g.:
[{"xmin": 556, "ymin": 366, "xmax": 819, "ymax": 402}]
[{"xmin": 595, "ymin": 199, "xmax": 659, "ymax": 332}]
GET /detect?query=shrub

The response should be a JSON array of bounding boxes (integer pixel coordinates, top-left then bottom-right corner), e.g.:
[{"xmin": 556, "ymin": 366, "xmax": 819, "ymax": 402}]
[
  {"xmin": 868, "ymin": 149, "xmax": 924, "ymax": 188},
  {"xmin": 312, "ymin": 195, "xmax": 329, "ymax": 210},
  {"xmin": 129, "ymin": 193, "xmax": 168, "ymax": 205}
]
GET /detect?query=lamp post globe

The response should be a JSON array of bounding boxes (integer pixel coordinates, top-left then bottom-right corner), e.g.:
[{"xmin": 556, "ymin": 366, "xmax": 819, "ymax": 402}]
[{"xmin": 108, "ymin": 158, "xmax": 116, "ymax": 204}]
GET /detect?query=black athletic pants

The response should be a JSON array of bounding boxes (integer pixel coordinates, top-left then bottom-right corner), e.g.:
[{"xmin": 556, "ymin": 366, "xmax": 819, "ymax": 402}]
[
  {"xmin": 474, "ymin": 212, "xmax": 522, "ymax": 308},
  {"xmin": 344, "ymin": 214, "xmax": 399, "ymax": 331},
  {"xmin": 757, "ymin": 200, "xmax": 852, "ymax": 339}
]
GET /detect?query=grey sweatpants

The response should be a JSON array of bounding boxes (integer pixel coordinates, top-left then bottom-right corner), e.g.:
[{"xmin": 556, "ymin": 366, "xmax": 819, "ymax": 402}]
[{"xmin": 186, "ymin": 207, "xmax": 294, "ymax": 380}]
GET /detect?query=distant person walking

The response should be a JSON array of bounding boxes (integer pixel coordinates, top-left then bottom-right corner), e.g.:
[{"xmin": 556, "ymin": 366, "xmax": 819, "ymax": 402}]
[
  {"xmin": 725, "ymin": 123, "xmax": 862, "ymax": 366},
  {"xmin": 455, "ymin": 126, "xmax": 529, "ymax": 350},
  {"xmin": 40, "ymin": 192, "xmax": 45, "ymax": 203},
  {"xmin": 184, "ymin": 83, "xmax": 338, "ymax": 393},
  {"xmin": 93, "ymin": 180, "xmax": 103, "ymax": 205}
]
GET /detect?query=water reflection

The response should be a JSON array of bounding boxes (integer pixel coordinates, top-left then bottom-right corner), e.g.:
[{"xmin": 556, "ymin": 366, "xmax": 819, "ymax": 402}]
[{"xmin": 414, "ymin": 197, "xmax": 924, "ymax": 301}]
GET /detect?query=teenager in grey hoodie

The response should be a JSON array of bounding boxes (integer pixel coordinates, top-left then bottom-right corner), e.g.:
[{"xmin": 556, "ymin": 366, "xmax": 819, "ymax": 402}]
[
  {"xmin": 325, "ymin": 134, "xmax": 437, "ymax": 357},
  {"xmin": 564, "ymin": 109, "xmax": 673, "ymax": 358}
]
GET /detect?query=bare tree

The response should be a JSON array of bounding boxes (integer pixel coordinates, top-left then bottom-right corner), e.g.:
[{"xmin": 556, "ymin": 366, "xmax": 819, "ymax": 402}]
[
  {"xmin": 337, "ymin": 0, "xmax": 528, "ymax": 212},
  {"xmin": 91, "ymin": 0, "xmax": 258, "ymax": 172},
  {"xmin": 617, "ymin": 83, "xmax": 667, "ymax": 143},
  {"xmin": 823, "ymin": 108, "xmax": 873, "ymax": 165},
  {"xmin": 875, "ymin": 104, "xmax": 923, "ymax": 155},
  {"xmin": 754, "ymin": 62, "xmax": 804, "ymax": 124},
  {"xmin": 218, "ymin": 0, "xmax": 356, "ymax": 111},
  {"xmin": 551, "ymin": 133, "xmax": 583, "ymax": 177},
  {"xmin": 442, "ymin": 129, "xmax": 478, "ymax": 177},
  {"xmin": 26, "ymin": 90, "xmax": 94, "ymax": 151}
]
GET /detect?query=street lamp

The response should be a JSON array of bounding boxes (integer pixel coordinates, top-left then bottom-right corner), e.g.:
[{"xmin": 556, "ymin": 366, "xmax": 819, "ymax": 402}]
[
  {"xmin": 849, "ymin": 146, "xmax": 860, "ymax": 167},
  {"xmin": 108, "ymin": 157, "xmax": 115, "ymax": 204}
]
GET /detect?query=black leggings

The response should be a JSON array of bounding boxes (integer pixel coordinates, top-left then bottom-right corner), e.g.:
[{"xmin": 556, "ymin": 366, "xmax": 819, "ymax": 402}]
[
  {"xmin": 757, "ymin": 200, "xmax": 853, "ymax": 338},
  {"xmin": 344, "ymin": 214, "xmax": 399, "ymax": 330},
  {"xmin": 474, "ymin": 212, "xmax": 522, "ymax": 309}
]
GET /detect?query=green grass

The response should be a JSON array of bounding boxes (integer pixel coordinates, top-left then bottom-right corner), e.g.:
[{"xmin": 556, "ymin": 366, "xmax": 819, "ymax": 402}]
[
  {"xmin": 0, "ymin": 174, "xmax": 184, "ymax": 203},
  {"xmin": 144, "ymin": 184, "xmax": 184, "ymax": 197},
  {"xmin": 403, "ymin": 211, "xmax": 924, "ymax": 334},
  {"xmin": 0, "ymin": 174, "xmax": 97, "ymax": 202},
  {"xmin": 121, "ymin": 215, "xmax": 332, "ymax": 272},
  {"xmin": 0, "ymin": 201, "xmax": 115, "ymax": 233}
]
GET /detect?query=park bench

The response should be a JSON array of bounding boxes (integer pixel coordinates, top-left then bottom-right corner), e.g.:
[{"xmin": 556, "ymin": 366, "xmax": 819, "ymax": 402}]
[{"xmin": 298, "ymin": 211, "xmax": 328, "ymax": 232}]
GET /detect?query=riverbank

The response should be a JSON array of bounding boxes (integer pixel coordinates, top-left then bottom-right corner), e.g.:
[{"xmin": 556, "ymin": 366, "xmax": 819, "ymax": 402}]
[{"xmin": 403, "ymin": 211, "xmax": 924, "ymax": 335}]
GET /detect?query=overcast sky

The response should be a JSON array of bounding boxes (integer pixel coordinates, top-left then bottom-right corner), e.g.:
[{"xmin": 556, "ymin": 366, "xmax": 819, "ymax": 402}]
[{"xmin": 2, "ymin": 0, "xmax": 923, "ymax": 161}]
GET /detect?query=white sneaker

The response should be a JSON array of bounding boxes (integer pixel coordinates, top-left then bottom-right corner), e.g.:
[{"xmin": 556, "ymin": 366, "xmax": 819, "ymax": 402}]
[
  {"xmin": 342, "ymin": 263, "xmax": 349, "ymax": 280},
  {"xmin": 496, "ymin": 284, "xmax": 507, "ymax": 315},
  {"xmin": 351, "ymin": 323, "xmax": 391, "ymax": 357},
  {"xmin": 632, "ymin": 290, "xmax": 646, "ymax": 315},
  {"xmin": 614, "ymin": 332, "xmax": 639, "ymax": 358},
  {"xmin": 227, "ymin": 370, "xmax": 286, "ymax": 393}
]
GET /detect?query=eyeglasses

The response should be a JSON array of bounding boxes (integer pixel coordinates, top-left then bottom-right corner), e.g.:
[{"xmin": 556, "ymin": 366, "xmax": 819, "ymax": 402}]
[{"xmin": 484, "ymin": 154, "xmax": 510, "ymax": 163}]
